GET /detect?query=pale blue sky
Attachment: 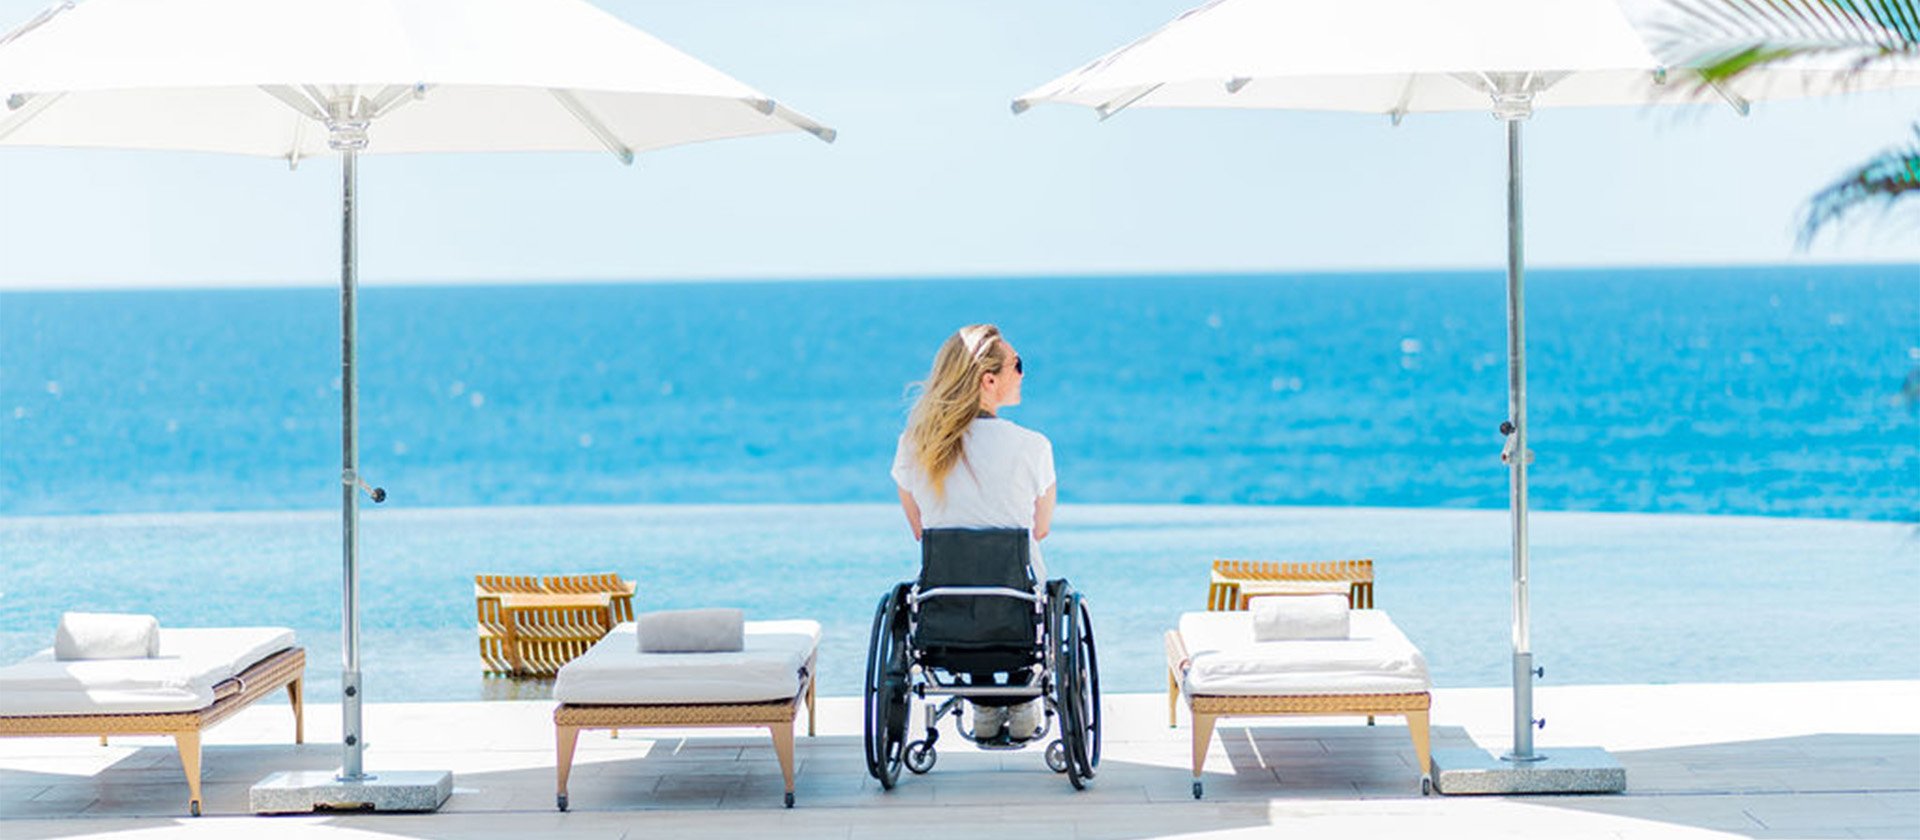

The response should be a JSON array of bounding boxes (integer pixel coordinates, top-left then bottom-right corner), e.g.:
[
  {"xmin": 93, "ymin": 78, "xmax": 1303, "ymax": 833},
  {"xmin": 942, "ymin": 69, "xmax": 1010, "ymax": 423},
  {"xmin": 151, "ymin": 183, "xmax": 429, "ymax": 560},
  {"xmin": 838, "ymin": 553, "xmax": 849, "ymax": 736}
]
[{"xmin": 1, "ymin": 0, "xmax": 1917, "ymax": 290}]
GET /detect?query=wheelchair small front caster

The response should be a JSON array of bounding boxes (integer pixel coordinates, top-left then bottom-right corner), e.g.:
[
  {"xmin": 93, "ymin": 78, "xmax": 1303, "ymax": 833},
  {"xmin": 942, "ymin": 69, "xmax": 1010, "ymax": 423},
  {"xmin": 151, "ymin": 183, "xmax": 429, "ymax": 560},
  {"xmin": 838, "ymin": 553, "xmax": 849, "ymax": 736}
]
[
  {"xmin": 784, "ymin": 792, "xmax": 795, "ymax": 808},
  {"xmin": 1045, "ymin": 739, "xmax": 1069, "ymax": 773},
  {"xmin": 189, "ymin": 800, "xmax": 201, "ymax": 817},
  {"xmin": 557, "ymin": 793, "xmax": 568, "ymax": 812},
  {"xmin": 905, "ymin": 740, "xmax": 937, "ymax": 774},
  {"xmin": 1192, "ymin": 781, "xmax": 1204, "ymax": 800},
  {"xmin": 1422, "ymin": 776, "xmax": 1433, "ymax": 796}
]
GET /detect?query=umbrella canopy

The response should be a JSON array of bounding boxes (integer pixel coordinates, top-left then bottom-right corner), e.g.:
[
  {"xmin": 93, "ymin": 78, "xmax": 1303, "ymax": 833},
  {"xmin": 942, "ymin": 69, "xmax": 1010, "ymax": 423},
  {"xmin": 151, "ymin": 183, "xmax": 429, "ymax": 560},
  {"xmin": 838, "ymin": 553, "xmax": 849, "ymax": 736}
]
[
  {"xmin": 1016, "ymin": 0, "xmax": 1681, "ymax": 117},
  {"xmin": 1012, "ymin": 0, "xmax": 1919, "ymax": 784},
  {"xmin": 1014, "ymin": 0, "xmax": 1919, "ymax": 119},
  {"xmin": 0, "ymin": 0, "xmax": 833, "ymax": 160},
  {"xmin": 0, "ymin": 0, "xmax": 832, "ymax": 806}
]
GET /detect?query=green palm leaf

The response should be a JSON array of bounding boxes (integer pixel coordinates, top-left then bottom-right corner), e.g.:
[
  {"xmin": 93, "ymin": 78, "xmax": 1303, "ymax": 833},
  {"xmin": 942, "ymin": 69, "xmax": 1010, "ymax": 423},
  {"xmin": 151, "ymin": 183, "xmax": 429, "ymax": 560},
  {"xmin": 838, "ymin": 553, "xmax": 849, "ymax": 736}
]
[
  {"xmin": 1799, "ymin": 125, "xmax": 1920, "ymax": 245},
  {"xmin": 1647, "ymin": 0, "xmax": 1917, "ymax": 82},
  {"xmin": 1645, "ymin": 0, "xmax": 1918, "ymax": 245}
]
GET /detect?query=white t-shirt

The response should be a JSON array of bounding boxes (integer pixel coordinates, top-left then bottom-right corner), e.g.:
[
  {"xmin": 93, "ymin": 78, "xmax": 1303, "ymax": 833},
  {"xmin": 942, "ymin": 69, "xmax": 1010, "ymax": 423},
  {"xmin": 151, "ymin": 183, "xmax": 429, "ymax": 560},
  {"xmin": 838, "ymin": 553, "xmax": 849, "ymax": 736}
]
[{"xmin": 892, "ymin": 417, "xmax": 1056, "ymax": 580}]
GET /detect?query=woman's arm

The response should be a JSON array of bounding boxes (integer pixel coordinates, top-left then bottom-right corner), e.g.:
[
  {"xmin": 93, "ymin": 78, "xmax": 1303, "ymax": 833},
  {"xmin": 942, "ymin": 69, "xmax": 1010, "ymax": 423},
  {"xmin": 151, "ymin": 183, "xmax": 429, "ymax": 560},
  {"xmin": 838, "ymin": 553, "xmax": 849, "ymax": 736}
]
[
  {"xmin": 1033, "ymin": 482, "xmax": 1057, "ymax": 541},
  {"xmin": 897, "ymin": 485, "xmax": 924, "ymax": 541}
]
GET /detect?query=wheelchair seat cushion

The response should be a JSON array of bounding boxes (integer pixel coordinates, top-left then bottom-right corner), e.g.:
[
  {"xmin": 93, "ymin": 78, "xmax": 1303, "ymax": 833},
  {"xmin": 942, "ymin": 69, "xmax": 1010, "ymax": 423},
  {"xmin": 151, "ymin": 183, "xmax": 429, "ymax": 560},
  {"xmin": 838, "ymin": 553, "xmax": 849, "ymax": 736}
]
[{"xmin": 914, "ymin": 644, "xmax": 1041, "ymax": 678}]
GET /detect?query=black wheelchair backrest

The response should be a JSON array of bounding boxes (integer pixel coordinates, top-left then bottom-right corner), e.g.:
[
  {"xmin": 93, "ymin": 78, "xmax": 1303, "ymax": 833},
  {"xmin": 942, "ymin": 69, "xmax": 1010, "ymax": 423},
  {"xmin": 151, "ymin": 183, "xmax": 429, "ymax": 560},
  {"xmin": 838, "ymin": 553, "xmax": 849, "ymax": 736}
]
[
  {"xmin": 914, "ymin": 528, "xmax": 1039, "ymax": 654},
  {"xmin": 920, "ymin": 528, "xmax": 1033, "ymax": 590}
]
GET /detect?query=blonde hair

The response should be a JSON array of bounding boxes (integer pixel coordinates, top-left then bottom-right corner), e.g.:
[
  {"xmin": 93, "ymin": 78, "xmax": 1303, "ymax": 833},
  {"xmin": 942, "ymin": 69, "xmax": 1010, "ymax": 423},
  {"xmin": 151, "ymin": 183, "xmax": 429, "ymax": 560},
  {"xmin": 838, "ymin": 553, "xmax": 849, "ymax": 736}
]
[{"xmin": 904, "ymin": 324, "xmax": 1014, "ymax": 497}]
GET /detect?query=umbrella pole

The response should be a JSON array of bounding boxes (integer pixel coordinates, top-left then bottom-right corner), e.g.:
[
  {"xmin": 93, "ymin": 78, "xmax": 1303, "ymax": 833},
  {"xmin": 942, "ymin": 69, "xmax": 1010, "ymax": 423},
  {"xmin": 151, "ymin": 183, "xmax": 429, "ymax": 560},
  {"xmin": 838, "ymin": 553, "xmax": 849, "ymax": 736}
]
[
  {"xmin": 1427, "ymin": 110, "xmax": 1621, "ymax": 794},
  {"xmin": 338, "ymin": 142, "xmax": 366, "ymax": 782},
  {"xmin": 255, "ymin": 111, "xmax": 447, "ymax": 813},
  {"xmin": 1501, "ymin": 116, "xmax": 1541, "ymax": 764},
  {"xmin": 249, "ymin": 109, "xmax": 448, "ymax": 811}
]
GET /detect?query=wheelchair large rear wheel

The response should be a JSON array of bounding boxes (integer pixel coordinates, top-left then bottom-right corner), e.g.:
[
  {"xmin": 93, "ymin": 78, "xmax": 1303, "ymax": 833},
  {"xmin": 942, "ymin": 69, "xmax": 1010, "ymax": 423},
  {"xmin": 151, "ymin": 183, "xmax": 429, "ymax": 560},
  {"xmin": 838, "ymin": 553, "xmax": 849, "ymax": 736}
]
[
  {"xmin": 1053, "ymin": 588, "xmax": 1101, "ymax": 789},
  {"xmin": 1069, "ymin": 595, "xmax": 1102, "ymax": 777},
  {"xmin": 863, "ymin": 583, "xmax": 911, "ymax": 789},
  {"xmin": 1049, "ymin": 585, "xmax": 1101, "ymax": 789}
]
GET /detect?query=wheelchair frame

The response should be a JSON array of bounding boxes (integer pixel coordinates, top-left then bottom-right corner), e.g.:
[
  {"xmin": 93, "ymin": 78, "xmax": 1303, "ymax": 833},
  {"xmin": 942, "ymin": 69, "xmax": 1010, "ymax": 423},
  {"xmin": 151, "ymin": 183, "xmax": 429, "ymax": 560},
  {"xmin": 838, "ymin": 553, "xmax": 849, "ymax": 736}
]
[{"xmin": 864, "ymin": 569, "xmax": 1102, "ymax": 791}]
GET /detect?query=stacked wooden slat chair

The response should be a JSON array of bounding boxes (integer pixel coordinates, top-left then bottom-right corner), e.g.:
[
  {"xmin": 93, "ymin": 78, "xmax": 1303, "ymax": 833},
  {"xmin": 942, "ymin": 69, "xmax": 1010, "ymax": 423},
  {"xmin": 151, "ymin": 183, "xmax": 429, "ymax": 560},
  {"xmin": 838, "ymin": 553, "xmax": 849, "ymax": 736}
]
[
  {"xmin": 476, "ymin": 573, "xmax": 638, "ymax": 677},
  {"xmin": 1206, "ymin": 558, "xmax": 1374, "ymax": 611}
]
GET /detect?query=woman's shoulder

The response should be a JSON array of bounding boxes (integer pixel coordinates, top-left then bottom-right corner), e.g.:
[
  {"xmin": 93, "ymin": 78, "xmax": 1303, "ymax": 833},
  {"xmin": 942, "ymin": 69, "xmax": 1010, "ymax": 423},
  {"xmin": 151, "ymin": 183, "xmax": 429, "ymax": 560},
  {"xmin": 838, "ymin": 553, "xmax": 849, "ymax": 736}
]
[{"xmin": 988, "ymin": 417, "xmax": 1052, "ymax": 449}]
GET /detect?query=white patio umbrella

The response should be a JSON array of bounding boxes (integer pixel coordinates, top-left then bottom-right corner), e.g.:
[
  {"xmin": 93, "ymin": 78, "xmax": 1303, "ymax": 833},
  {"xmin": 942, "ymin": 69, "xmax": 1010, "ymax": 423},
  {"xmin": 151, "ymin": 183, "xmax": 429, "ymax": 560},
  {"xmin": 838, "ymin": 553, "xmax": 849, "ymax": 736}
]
[
  {"xmin": 0, "ymin": 0, "xmax": 832, "ymax": 812},
  {"xmin": 1014, "ymin": 0, "xmax": 1917, "ymax": 794}
]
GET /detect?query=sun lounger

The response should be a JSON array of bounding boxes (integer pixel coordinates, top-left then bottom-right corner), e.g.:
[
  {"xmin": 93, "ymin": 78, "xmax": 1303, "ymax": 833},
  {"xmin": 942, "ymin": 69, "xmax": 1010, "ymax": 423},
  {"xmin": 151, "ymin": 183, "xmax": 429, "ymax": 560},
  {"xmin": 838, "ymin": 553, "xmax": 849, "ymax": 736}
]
[
  {"xmin": 0, "ymin": 627, "xmax": 305, "ymax": 816},
  {"xmin": 551, "ymin": 619, "xmax": 819, "ymax": 810},
  {"xmin": 1167, "ymin": 608, "xmax": 1433, "ymax": 798}
]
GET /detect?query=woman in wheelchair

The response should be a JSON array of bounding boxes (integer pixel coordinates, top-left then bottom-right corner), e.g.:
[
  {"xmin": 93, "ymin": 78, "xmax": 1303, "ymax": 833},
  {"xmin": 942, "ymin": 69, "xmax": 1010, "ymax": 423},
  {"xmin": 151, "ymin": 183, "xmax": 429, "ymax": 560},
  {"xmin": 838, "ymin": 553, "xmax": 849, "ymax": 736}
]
[{"xmin": 867, "ymin": 324, "xmax": 1100, "ymax": 789}]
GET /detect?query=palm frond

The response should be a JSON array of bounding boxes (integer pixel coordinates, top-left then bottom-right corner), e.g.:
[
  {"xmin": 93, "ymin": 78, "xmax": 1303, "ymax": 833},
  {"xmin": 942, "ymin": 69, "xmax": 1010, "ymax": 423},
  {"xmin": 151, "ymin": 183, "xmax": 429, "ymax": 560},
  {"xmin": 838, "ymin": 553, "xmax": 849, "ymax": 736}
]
[
  {"xmin": 1798, "ymin": 125, "xmax": 1920, "ymax": 246},
  {"xmin": 1644, "ymin": 0, "xmax": 1918, "ymax": 83}
]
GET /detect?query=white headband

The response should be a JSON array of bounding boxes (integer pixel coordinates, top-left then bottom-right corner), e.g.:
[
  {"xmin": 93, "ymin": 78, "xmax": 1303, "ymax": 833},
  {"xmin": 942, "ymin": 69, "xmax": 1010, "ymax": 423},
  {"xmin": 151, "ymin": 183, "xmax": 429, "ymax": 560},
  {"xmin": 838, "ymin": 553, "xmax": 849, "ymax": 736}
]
[{"xmin": 964, "ymin": 331, "xmax": 999, "ymax": 362}]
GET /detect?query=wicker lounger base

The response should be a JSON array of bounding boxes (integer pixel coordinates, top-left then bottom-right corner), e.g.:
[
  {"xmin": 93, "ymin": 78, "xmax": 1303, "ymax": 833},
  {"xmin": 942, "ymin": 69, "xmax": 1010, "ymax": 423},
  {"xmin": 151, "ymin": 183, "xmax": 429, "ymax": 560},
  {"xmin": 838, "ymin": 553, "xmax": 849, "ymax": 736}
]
[
  {"xmin": 1165, "ymin": 632, "xmax": 1431, "ymax": 798},
  {"xmin": 0, "ymin": 647, "xmax": 306, "ymax": 817},
  {"xmin": 553, "ymin": 662, "xmax": 816, "ymax": 811}
]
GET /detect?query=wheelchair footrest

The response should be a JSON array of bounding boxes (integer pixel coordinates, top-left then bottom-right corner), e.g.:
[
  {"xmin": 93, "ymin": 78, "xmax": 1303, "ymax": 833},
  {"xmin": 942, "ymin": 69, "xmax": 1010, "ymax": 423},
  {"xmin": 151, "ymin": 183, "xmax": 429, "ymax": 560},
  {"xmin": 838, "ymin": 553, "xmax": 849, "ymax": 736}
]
[{"xmin": 971, "ymin": 734, "xmax": 1039, "ymax": 751}]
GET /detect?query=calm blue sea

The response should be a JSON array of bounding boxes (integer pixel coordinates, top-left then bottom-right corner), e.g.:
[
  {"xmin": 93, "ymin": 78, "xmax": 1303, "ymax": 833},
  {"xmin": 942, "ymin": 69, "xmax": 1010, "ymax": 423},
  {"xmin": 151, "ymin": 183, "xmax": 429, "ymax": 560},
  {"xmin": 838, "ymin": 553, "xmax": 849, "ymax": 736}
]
[
  {"xmin": 3, "ymin": 265, "xmax": 1916, "ymax": 518},
  {"xmin": 0, "ymin": 266, "xmax": 1916, "ymax": 700}
]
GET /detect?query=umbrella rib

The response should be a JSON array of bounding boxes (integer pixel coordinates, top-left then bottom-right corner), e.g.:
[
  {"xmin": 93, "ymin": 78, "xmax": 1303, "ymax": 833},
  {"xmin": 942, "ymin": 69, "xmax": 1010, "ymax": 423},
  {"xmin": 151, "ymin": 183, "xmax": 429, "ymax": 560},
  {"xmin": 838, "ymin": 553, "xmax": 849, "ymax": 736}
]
[
  {"xmin": 261, "ymin": 85, "xmax": 329, "ymax": 121},
  {"xmin": 259, "ymin": 85, "xmax": 327, "ymax": 166},
  {"xmin": 302, "ymin": 84, "xmax": 350, "ymax": 119},
  {"xmin": 0, "ymin": 0, "xmax": 75, "ymax": 50},
  {"xmin": 367, "ymin": 84, "xmax": 421, "ymax": 120},
  {"xmin": 759, "ymin": 100, "xmax": 838, "ymax": 143},
  {"xmin": 288, "ymin": 115, "xmax": 304, "ymax": 170},
  {"xmin": 1452, "ymin": 71, "xmax": 1498, "ymax": 100},
  {"xmin": 0, "ymin": 91, "xmax": 62, "ymax": 143},
  {"xmin": 1389, "ymin": 74, "xmax": 1418, "ymax": 126},
  {"xmin": 1706, "ymin": 78, "xmax": 1754, "ymax": 115},
  {"xmin": 549, "ymin": 89, "xmax": 634, "ymax": 165},
  {"xmin": 737, "ymin": 97, "xmax": 835, "ymax": 142},
  {"xmin": 1095, "ymin": 83, "xmax": 1163, "ymax": 120}
]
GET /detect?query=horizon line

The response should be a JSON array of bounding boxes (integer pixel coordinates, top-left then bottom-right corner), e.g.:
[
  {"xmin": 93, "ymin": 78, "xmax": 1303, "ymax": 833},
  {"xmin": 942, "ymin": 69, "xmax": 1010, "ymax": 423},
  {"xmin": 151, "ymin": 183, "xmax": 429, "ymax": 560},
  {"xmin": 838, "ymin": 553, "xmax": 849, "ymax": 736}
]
[{"xmin": 1, "ymin": 258, "xmax": 1914, "ymax": 293}]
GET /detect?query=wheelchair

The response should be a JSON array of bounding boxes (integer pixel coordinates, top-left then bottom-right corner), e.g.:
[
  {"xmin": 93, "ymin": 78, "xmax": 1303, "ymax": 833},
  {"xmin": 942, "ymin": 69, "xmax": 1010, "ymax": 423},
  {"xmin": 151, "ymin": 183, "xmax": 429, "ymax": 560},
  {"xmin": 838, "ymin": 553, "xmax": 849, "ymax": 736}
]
[{"xmin": 863, "ymin": 528, "xmax": 1101, "ymax": 790}]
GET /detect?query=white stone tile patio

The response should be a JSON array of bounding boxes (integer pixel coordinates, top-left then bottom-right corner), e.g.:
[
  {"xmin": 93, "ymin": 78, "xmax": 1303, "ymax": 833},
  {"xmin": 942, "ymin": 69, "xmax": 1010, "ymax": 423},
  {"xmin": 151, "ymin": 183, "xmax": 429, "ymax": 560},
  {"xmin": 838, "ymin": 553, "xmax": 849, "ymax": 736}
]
[{"xmin": 2, "ymin": 680, "xmax": 1914, "ymax": 839}]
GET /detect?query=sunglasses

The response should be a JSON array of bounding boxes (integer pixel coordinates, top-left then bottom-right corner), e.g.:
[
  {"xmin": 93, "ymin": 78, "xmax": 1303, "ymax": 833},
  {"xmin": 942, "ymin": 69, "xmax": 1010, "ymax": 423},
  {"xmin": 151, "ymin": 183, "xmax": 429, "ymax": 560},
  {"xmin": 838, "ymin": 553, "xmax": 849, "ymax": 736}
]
[{"xmin": 1011, "ymin": 356, "xmax": 1024, "ymax": 375}]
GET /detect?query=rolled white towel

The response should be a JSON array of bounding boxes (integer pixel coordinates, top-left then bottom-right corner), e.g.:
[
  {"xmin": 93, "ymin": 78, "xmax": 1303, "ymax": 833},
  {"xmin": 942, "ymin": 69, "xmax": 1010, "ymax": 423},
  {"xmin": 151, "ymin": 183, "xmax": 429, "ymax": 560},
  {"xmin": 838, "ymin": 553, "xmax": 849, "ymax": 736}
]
[
  {"xmin": 55, "ymin": 612, "xmax": 161, "ymax": 660},
  {"xmin": 638, "ymin": 608, "xmax": 746, "ymax": 653},
  {"xmin": 1250, "ymin": 594, "xmax": 1350, "ymax": 642}
]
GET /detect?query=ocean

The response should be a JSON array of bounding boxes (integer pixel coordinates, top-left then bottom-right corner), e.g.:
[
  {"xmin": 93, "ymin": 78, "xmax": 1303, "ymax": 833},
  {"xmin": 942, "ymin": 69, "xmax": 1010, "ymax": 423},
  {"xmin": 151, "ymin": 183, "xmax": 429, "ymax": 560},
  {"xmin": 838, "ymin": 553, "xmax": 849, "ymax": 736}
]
[{"xmin": 1, "ymin": 266, "xmax": 1916, "ymax": 699}]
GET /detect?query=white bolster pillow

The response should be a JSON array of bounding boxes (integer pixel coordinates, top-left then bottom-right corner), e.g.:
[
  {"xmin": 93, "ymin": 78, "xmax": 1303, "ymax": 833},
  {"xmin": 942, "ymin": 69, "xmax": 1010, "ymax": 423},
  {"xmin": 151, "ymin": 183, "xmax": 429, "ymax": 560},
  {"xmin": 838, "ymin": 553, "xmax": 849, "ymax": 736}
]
[
  {"xmin": 55, "ymin": 612, "xmax": 162, "ymax": 660},
  {"xmin": 1250, "ymin": 594, "xmax": 1350, "ymax": 642},
  {"xmin": 639, "ymin": 608, "xmax": 746, "ymax": 653}
]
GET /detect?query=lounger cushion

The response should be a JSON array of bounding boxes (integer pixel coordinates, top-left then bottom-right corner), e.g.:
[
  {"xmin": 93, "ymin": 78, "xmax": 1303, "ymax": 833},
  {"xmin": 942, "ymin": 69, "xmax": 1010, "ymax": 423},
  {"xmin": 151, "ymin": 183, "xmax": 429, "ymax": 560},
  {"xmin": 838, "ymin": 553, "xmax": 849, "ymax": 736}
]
[
  {"xmin": 554, "ymin": 620, "xmax": 820, "ymax": 705},
  {"xmin": 0, "ymin": 627, "xmax": 296, "ymax": 716},
  {"xmin": 56, "ymin": 612, "xmax": 162, "ymax": 660},
  {"xmin": 1179, "ymin": 609, "xmax": 1430, "ymax": 696}
]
